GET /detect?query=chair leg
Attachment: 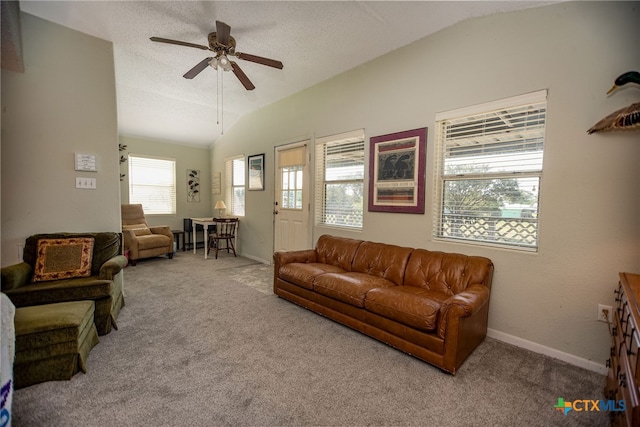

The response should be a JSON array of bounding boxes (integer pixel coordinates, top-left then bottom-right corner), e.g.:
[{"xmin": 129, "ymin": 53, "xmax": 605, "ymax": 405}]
[{"xmin": 228, "ymin": 238, "xmax": 236, "ymax": 257}]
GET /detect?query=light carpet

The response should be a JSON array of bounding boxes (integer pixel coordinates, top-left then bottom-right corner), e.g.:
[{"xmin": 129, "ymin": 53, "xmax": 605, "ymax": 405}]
[{"xmin": 11, "ymin": 251, "xmax": 608, "ymax": 426}]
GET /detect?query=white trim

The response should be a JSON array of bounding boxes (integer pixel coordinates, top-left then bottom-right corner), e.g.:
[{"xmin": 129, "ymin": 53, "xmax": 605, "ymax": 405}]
[
  {"xmin": 316, "ymin": 128, "xmax": 365, "ymax": 145},
  {"xmin": 239, "ymin": 253, "xmax": 271, "ymax": 265},
  {"xmin": 487, "ymin": 328, "xmax": 608, "ymax": 375},
  {"xmin": 435, "ymin": 89, "xmax": 548, "ymax": 121}
]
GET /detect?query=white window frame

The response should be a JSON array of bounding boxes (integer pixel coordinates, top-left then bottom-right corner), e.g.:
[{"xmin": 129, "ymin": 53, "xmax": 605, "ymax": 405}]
[
  {"xmin": 433, "ymin": 90, "xmax": 547, "ymax": 251},
  {"xmin": 225, "ymin": 155, "xmax": 245, "ymax": 216},
  {"xmin": 128, "ymin": 154, "xmax": 176, "ymax": 215},
  {"xmin": 315, "ymin": 129, "xmax": 365, "ymax": 230}
]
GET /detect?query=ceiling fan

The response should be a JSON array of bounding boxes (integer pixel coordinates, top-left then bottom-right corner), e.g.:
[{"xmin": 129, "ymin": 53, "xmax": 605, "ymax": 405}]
[{"xmin": 150, "ymin": 20, "xmax": 283, "ymax": 90}]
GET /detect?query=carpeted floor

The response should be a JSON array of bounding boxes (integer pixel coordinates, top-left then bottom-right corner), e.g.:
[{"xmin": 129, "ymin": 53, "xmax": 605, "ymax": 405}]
[{"xmin": 11, "ymin": 251, "xmax": 608, "ymax": 426}]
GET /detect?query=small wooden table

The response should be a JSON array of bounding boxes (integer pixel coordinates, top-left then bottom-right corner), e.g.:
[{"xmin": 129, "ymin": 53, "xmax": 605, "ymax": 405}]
[
  {"xmin": 190, "ymin": 217, "xmax": 239, "ymax": 259},
  {"xmin": 171, "ymin": 230, "xmax": 185, "ymax": 251}
]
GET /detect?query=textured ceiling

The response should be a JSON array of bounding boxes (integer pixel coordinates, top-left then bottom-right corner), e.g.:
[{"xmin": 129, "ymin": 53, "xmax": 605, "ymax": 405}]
[{"xmin": 20, "ymin": 1, "xmax": 557, "ymax": 147}]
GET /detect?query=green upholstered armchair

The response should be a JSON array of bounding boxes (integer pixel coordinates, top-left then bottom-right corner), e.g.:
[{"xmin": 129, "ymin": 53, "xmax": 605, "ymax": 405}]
[
  {"xmin": 1, "ymin": 232, "xmax": 127, "ymax": 335},
  {"xmin": 121, "ymin": 204, "xmax": 173, "ymax": 266}
]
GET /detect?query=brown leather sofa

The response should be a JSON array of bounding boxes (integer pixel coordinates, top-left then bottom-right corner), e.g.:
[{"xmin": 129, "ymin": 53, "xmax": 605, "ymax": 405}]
[{"xmin": 273, "ymin": 235, "xmax": 494, "ymax": 374}]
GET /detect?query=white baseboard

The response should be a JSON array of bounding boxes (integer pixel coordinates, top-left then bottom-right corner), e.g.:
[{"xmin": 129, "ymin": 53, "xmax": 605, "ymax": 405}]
[
  {"xmin": 487, "ymin": 328, "xmax": 608, "ymax": 375},
  {"xmin": 239, "ymin": 253, "xmax": 271, "ymax": 265}
]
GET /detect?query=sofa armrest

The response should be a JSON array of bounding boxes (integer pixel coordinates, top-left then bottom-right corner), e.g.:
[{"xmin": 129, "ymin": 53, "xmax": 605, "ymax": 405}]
[
  {"xmin": 122, "ymin": 229, "xmax": 138, "ymax": 250},
  {"xmin": 274, "ymin": 249, "xmax": 318, "ymax": 266},
  {"xmin": 99, "ymin": 255, "xmax": 129, "ymax": 280},
  {"xmin": 437, "ymin": 284, "xmax": 490, "ymax": 339},
  {"xmin": 149, "ymin": 226, "xmax": 172, "ymax": 240},
  {"xmin": 1, "ymin": 262, "xmax": 32, "ymax": 291}
]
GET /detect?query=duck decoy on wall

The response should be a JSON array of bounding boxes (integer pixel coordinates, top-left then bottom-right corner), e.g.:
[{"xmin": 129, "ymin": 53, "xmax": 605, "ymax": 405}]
[{"xmin": 587, "ymin": 71, "xmax": 640, "ymax": 134}]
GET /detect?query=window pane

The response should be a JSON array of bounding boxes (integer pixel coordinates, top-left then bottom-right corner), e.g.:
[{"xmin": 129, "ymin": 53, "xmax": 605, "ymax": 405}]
[
  {"xmin": 233, "ymin": 187, "xmax": 245, "ymax": 216},
  {"xmin": 281, "ymin": 166, "xmax": 303, "ymax": 210},
  {"xmin": 323, "ymin": 183, "xmax": 363, "ymax": 228}
]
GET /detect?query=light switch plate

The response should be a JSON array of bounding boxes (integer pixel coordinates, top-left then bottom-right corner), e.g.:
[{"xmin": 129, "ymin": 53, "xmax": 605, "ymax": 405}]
[{"xmin": 76, "ymin": 177, "xmax": 96, "ymax": 189}]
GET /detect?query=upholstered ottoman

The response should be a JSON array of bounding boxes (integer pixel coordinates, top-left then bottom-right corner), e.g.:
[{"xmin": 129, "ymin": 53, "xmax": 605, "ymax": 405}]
[{"xmin": 13, "ymin": 301, "xmax": 99, "ymax": 389}]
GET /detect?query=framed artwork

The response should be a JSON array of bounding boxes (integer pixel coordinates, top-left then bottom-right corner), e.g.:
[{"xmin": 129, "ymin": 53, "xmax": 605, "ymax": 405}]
[
  {"xmin": 187, "ymin": 169, "xmax": 200, "ymax": 202},
  {"xmin": 211, "ymin": 172, "xmax": 221, "ymax": 195},
  {"xmin": 368, "ymin": 127, "xmax": 427, "ymax": 214},
  {"xmin": 248, "ymin": 153, "xmax": 265, "ymax": 191}
]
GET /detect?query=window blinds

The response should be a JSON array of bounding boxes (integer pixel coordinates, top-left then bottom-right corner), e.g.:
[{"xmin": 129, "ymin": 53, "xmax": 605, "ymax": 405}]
[
  {"xmin": 225, "ymin": 156, "xmax": 245, "ymax": 216},
  {"xmin": 314, "ymin": 130, "xmax": 365, "ymax": 229},
  {"xmin": 128, "ymin": 155, "xmax": 176, "ymax": 214},
  {"xmin": 433, "ymin": 90, "xmax": 547, "ymax": 250}
]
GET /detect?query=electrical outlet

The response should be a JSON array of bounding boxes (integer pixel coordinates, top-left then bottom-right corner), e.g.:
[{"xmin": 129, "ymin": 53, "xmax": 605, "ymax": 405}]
[{"xmin": 598, "ymin": 304, "xmax": 613, "ymax": 323}]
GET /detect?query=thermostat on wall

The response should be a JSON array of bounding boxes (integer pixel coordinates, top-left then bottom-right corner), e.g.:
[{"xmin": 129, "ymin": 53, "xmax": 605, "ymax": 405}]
[{"xmin": 74, "ymin": 153, "xmax": 97, "ymax": 172}]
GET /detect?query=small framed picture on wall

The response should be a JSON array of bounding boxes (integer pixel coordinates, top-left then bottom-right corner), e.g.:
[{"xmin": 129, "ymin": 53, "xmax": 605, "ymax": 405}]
[{"xmin": 248, "ymin": 153, "xmax": 265, "ymax": 191}]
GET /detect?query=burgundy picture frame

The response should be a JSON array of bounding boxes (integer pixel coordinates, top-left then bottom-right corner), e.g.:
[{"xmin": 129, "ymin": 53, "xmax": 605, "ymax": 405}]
[{"xmin": 368, "ymin": 127, "xmax": 427, "ymax": 214}]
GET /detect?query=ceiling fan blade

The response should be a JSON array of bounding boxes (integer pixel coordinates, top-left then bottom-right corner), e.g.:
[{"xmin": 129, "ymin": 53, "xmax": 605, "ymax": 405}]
[
  {"xmin": 215, "ymin": 21, "xmax": 231, "ymax": 46},
  {"xmin": 150, "ymin": 37, "xmax": 210, "ymax": 51},
  {"xmin": 235, "ymin": 52, "xmax": 283, "ymax": 69},
  {"xmin": 231, "ymin": 61, "xmax": 255, "ymax": 90},
  {"xmin": 183, "ymin": 57, "xmax": 213, "ymax": 79}
]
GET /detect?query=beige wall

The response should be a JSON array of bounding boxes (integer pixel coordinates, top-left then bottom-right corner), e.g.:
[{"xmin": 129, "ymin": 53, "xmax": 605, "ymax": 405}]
[
  {"xmin": 1, "ymin": 13, "xmax": 121, "ymax": 266},
  {"xmin": 211, "ymin": 1, "xmax": 640, "ymax": 368},
  {"xmin": 119, "ymin": 135, "xmax": 212, "ymax": 231}
]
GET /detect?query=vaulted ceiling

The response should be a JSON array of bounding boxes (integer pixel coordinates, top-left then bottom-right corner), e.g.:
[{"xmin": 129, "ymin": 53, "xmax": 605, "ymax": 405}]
[{"xmin": 20, "ymin": 1, "xmax": 557, "ymax": 147}]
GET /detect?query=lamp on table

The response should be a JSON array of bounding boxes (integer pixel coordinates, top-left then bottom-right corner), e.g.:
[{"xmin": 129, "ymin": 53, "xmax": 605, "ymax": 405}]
[{"xmin": 214, "ymin": 200, "xmax": 227, "ymax": 218}]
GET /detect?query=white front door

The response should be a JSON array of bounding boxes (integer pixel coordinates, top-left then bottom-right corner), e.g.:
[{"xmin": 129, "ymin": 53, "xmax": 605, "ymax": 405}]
[{"xmin": 274, "ymin": 141, "xmax": 311, "ymax": 252}]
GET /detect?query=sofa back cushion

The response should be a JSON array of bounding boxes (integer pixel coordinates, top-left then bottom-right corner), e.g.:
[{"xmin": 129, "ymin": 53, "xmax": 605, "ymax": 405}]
[
  {"xmin": 403, "ymin": 249, "xmax": 493, "ymax": 295},
  {"xmin": 351, "ymin": 241, "xmax": 413, "ymax": 286},
  {"xmin": 32, "ymin": 237, "xmax": 94, "ymax": 282},
  {"xmin": 24, "ymin": 232, "xmax": 121, "ymax": 276},
  {"xmin": 315, "ymin": 235, "xmax": 363, "ymax": 272}
]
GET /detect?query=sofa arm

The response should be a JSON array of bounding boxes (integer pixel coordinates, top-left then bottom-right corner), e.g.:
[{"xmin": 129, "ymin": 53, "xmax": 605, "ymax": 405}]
[
  {"xmin": 122, "ymin": 229, "xmax": 138, "ymax": 252},
  {"xmin": 99, "ymin": 255, "xmax": 129, "ymax": 280},
  {"xmin": 437, "ymin": 284, "xmax": 490, "ymax": 339},
  {"xmin": 273, "ymin": 249, "xmax": 318, "ymax": 266},
  {"xmin": 149, "ymin": 226, "xmax": 173, "ymax": 240},
  {"xmin": 1, "ymin": 262, "xmax": 32, "ymax": 291}
]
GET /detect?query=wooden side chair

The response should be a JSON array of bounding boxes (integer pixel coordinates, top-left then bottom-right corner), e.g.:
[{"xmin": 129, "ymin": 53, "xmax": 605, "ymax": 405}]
[{"xmin": 207, "ymin": 218, "xmax": 239, "ymax": 259}]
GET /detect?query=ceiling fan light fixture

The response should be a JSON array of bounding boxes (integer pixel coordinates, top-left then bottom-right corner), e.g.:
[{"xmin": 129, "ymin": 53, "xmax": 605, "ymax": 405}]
[
  {"xmin": 208, "ymin": 57, "xmax": 218, "ymax": 70},
  {"xmin": 218, "ymin": 54, "xmax": 232, "ymax": 71}
]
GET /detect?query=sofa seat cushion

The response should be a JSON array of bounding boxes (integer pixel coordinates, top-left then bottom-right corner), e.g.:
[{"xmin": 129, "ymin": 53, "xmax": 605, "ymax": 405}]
[
  {"xmin": 365, "ymin": 286, "xmax": 449, "ymax": 332},
  {"xmin": 15, "ymin": 301, "xmax": 96, "ymax": 351},
  {"xmin": 314, "ymin": 272, "xmax": 396, "ymax": 307},
  {"xmin": 279, "ymin": 263, "xmax": 347, "ymax": 290},
  {"xmin": 4, "ymin": 276, "xmax": 113, "ymax": 307},
  {"xmin": 136, "ymin": 234, "xmax": 171, "ymax": 250},
  {"xmin": 14, "ymin": 301, "xmax": 99, "ymax": 389}
]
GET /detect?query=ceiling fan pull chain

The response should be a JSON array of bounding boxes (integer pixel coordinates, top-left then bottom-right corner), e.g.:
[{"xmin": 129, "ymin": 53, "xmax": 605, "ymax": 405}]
[
  {"xmin": 221, "ymin": 68, "xmax": 224, "ymax": 135},
  {"xmin": 216, "ymin": 67, "xmax": 220, "ymax": 126}
]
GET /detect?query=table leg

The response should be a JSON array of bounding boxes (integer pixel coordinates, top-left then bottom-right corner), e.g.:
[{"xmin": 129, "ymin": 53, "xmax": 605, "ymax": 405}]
[
  {"xmin": 192, "ymin": 227, "xmax": 197, "ymax": 255},
  {"xmin": 203, "ymin": 224, "xmax": 208, "ymax": 259}
]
